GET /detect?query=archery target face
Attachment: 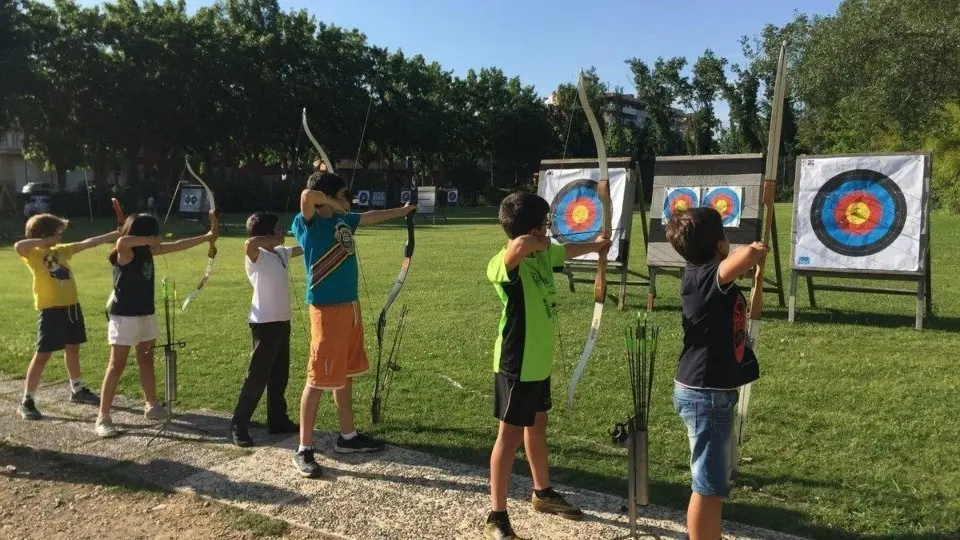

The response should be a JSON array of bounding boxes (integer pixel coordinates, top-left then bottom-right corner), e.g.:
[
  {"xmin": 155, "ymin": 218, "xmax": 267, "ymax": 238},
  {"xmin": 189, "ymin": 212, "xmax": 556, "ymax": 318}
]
[
  {"xmin": 550, "ymin": 179, "xmax": 604, "ymax": 243},
  {"xmin": 702, "ymin": 186, "xmax": 743, "ymax": 227},
  {"xmin": 537, "ymin": 166, "xmax": 627, "ymax": 261},
  {"xmin": 793, "ymin": 155, "xmax": 926, "ymax": 272},
  {"xmin": 661, "ymin": 187, "xmax": 699, "ymax": 223},
  {"xmin": 811, "ymin": 170, "xmax": 905, "ymax": 256}
]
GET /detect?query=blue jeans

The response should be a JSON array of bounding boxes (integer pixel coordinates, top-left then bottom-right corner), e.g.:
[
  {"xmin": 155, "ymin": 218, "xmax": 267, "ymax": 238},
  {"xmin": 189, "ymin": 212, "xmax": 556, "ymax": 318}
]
[{"xmin": 673, "ymin": 383, "xmax": 739, "ymax": 497}]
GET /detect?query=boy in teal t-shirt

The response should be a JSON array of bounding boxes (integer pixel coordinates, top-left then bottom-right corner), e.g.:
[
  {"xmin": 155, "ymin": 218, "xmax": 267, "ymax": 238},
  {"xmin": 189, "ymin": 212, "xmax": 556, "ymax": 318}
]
[{"xmin": 483, "ymin": 191, "xmax": 610, "ymax": 540}]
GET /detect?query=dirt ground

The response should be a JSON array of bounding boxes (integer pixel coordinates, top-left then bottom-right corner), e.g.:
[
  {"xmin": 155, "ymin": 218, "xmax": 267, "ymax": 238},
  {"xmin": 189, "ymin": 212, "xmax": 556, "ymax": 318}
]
[{"xmin": 0, "ymin": 442, "xmax": 325, "ymax": 540}]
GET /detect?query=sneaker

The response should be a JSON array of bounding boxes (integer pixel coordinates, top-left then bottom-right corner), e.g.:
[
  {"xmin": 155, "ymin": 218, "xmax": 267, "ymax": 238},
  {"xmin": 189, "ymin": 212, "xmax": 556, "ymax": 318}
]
[
  {"xmin": 292, "ymin": 449, "xmax": 322, "ymax": 478},
  {"xmin": 69, "ymin": 386, "xmax": 101, "ymax": 406},
  {"xmin": 95, "ymin": 417, "xmax": 120, "ymax": 438},
  {"xmin": 144, "ymin": 402, "xmax": 168, "ymax": 420},
  {"xmin": 18, "ymin": 398, "xmax": 41, "ymax": 420},
  {"xmin": 267, "ymin": 418, "xmax": 299, "ymax": 435},
  {"xmin": 231, "ymin": 427, "xmax": 254, "ymax": 448},
  {"xmin": 333, "ymin": 432, "xmax": 385, "ymax": 454},
  {"xmin": 483, "ymin": 520, "xmax": 527, "ymax": 540},
  {"xmin": 531, "ymin": 489, "xmax": 584, "ymax": 521}
]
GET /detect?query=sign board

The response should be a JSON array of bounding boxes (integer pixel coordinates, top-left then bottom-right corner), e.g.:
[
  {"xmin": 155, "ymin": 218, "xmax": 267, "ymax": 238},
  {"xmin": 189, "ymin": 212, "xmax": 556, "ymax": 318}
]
[{"xmin": 417, "ymin": 187, "xmax": 437, "ymax": 215}]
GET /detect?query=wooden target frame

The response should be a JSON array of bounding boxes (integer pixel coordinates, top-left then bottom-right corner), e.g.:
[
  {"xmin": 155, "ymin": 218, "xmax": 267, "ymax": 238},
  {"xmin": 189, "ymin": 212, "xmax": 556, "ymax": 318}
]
[
  {"xmin": 645, "ymin": 153, "xmax": 786, "ymax": 311},
  {"xmin": 788, "ymin": 152, "xmax": 933, "ymax": 330},
  {"xmin": 537, "ymin": 156, "xmax": 648, "ymax": 310}
]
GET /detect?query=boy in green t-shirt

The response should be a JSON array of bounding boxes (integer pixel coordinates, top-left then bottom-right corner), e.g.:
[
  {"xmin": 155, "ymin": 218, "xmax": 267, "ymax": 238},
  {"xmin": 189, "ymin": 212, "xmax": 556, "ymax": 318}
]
[{"xmin": 484, "ymin": 191, "xmax": 610, "ymax": 540}]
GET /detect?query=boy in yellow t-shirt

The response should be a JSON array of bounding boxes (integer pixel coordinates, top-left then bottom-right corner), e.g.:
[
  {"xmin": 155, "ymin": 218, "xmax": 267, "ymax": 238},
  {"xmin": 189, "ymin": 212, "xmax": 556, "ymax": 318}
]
[{"xmin": 14, "ymin": 213, "xmax": 119, "ymax": 420}]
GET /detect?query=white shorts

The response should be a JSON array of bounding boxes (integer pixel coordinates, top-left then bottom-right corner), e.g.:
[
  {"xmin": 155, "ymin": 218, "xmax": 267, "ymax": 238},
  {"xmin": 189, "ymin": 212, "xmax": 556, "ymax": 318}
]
[{"xmin": 108, "ymin": 315, "xmax": 159, "ymax": 346}]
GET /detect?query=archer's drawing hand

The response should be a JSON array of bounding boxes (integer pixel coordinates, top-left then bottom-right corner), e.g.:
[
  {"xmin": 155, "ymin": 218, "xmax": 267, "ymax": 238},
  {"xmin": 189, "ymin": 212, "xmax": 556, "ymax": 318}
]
[
  {"xmin": 43, "ymin": 234, "xmax": 63, "ymax": 247},
  {"xmin": 515, "ymin": 234, "xmax": 550, "ymax": 255},
  {"xmin": 595, "ymin": 238, "xmax": 613, "ymax": 253}
]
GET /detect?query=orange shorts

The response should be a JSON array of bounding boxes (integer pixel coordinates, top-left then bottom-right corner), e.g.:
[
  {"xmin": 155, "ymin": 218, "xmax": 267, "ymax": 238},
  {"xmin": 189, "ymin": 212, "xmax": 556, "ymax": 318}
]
[{"xmin": 307, "ymin": 302, "xmax": 369, "ymax": 390}]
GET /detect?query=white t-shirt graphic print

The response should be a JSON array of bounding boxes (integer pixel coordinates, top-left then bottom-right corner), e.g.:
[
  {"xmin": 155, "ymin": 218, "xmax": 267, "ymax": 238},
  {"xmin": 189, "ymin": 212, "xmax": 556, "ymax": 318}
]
[{"xmin": 246, "ymin": 246, "xmax": 294, "ymax": 323}]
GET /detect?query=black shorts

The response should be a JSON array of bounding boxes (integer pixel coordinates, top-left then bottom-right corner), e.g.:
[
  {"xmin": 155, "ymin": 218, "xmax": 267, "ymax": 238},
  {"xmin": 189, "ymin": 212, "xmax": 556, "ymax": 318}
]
[
  {"xmin": 37, "ymin": 304, "xmax": 87, "ymax": 353},
  {"xmin": 493, "ymin": 372, "xmax": 551, "ymax": 427}
]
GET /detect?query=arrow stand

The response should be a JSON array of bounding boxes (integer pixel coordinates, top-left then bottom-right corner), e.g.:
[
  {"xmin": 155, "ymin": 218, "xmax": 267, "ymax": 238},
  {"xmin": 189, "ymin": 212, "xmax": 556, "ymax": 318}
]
[
  {"xmin": 611, "ymin": 316, "xmax": 661, "ymax": 539},
  {"xmin": 146, "ymin": 279, "xmax": 206, "ymax": 447}
]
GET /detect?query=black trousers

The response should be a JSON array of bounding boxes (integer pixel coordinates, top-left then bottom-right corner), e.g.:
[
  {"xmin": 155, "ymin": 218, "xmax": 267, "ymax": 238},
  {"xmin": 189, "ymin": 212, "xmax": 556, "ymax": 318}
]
[{"xmin": 231, "ymin": 321, "xmax": 291, "ymax": 430}]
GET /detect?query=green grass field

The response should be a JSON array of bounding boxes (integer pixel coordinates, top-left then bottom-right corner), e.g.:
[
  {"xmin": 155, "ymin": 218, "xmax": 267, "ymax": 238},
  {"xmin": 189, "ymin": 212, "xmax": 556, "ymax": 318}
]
[{"xmin": 1, "ymin": 203, "xmax": 958, "ymax": 538}]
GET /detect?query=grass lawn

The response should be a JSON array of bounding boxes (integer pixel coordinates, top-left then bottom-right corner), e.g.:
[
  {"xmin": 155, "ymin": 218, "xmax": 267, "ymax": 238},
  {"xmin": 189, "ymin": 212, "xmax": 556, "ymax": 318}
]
[{"xmin": 1, "ymin": 203, "xmax": 958, "ymax": 538}]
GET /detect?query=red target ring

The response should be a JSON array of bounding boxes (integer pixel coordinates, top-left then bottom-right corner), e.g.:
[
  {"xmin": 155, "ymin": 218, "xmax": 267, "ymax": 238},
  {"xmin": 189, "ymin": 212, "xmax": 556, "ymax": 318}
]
[{"xmin": 833, "ymin": 192, "xmax": 882, "ymax": 236}]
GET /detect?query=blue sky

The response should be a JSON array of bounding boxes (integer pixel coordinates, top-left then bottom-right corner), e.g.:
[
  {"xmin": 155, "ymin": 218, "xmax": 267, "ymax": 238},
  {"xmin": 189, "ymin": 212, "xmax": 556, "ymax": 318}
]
[{"xmin": 73, "ymin": 0, "xmax": 842, "ymax": 119}]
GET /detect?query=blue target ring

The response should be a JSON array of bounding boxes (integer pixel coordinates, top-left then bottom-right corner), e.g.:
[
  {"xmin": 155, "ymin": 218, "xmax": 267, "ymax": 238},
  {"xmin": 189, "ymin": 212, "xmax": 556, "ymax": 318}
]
[
  {"xmin": 702, "ymin": 187, "xmax": 742, "ymax": 226},
  {"xmin": 662, "ymin": 187, "xmax": 700, "ymax": 220},
  {"xmin": 550, "ymin": 179, "xmax": 603, "ymax": 243},
  {"xmin": 811, "ymin": 169, "xmax": 906, "ymax": 257}
]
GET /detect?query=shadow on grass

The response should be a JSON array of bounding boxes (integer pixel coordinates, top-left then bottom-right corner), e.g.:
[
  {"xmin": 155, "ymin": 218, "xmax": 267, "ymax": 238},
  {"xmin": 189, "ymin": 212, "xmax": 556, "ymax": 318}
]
[
  {"xmin": 0, "ymin": 440, "xmax": 309, "ymax": 506},
  {"xmin": 358, "ymin": 422, "xmax": 959, "ymax": 540},
  {"xmin": 765, "ymin": 307, "xmax": 960, "ymax": 331}
]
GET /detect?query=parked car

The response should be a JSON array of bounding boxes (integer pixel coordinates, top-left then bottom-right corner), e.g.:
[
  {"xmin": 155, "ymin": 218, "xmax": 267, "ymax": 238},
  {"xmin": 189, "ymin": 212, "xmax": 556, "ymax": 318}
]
[{"xmin": 21, "ymin": 182, "xmax": 55, "ymax": 195}]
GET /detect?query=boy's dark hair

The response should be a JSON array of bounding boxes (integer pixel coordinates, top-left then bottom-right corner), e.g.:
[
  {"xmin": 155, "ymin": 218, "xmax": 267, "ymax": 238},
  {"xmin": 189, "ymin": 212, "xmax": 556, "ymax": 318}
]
[
  {"xmin": 665, "ymin": 207, "xmax": 725, "ymax": 265},
  {"xmin": 306, "ymin": 172, "xmax": 346, "ymax": 198},
  {"xmin": 24, "ymin": 214, "xmax": 68, "ymax": 238},
  {"xmin": 498, "ymin": 191, "xmax": 550, "ymax": 239},
  {"xmin": 246, "ymin": 211, "xmax": 279, "ymax": 237}
]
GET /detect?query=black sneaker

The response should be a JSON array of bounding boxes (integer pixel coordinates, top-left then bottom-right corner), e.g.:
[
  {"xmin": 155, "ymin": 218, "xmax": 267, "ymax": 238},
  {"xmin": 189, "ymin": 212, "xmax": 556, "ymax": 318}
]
[
  {"xmin": 483, "ymin": 519, "xmax": 527, "ymax": 540},
  {"xmin": 333, "ymin": 432, "xmax": 385, "ymax": 454},
  {"xmin": 531, "ymin": 488, "xmax": 584, "ymax": 521},
  {"xmin": 18, "ymin": 398, "xmax": 41, "ymax": 420},
  {"xmin": 69, "ymin": 386, "xmax": 101, "ymax": 405},
  {"xmin": 292, "ymin": 449, "xmax": 322, "ymax": 478},
  {"xmin": 267, "ymin": 418, "xmax": 299, "ymax": 435},
  {"xmin": 231, "ymin": 427, "xmax": 254, "ymax": 448}
]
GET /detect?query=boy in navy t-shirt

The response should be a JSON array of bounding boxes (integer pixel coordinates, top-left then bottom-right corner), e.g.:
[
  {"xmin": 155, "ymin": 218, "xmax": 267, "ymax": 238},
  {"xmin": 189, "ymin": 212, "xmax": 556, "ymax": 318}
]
[{"xmin": 665, "ymin": 207, "xmax": 766, "ymax": 540}]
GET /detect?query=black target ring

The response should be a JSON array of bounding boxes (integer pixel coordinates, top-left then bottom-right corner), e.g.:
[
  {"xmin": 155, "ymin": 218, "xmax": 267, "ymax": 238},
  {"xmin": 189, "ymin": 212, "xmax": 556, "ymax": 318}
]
[{"xmin": 810, "ymin": 169, "xmax": 907, "ymax": 257}]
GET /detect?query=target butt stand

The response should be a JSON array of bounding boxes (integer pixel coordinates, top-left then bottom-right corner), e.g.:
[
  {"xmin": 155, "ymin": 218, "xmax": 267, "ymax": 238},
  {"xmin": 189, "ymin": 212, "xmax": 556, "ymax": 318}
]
[
  {"xmin": 146, "ymin": 278, "xmax": 206, "ymax": 447},
  {"xmin": 537, "ymin": 157, "xmax": 650, "ymax": 310}
]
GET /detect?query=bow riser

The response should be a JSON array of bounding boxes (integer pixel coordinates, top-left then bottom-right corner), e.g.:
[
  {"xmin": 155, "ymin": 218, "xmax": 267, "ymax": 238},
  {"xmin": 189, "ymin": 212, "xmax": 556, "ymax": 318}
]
[
  {"xmin": 735, "ymin": 41, "xmax": 789, "ymax": 455},
  {"xmin": 371, "ymin": 161, "xmax": 417, "ymax": 423}
]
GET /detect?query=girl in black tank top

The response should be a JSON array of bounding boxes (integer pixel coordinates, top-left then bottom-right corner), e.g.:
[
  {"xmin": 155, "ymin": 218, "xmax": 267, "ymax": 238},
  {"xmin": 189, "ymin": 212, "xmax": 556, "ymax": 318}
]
[{"xmin": 95, "ymin": 212, "xmax": 218, "ymax": 436}]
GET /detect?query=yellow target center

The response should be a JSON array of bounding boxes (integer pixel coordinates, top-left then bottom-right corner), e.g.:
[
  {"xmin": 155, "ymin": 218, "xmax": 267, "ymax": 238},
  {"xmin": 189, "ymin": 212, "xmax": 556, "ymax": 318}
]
[
  {"xmin": 713, "ymin": 200, "xmax": 729, "ymax": 214},
  {"xmin": 674, "ymin": 200, "xmax": 688, "ymax": 211},
  {"xmin": 845, "ymin": 202, "xmax": 870, "ymax": 225},
  {"xmin": 571, "ymin": 205, "xmax": 590, "ymax": 225}
]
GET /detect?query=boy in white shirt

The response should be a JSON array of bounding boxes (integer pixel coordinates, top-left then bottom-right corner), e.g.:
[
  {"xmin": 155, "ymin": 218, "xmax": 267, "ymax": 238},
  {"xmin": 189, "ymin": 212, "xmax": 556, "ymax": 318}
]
[{"xmin": 230, "ymin": 212, "xmax": 302, "ymax": 446}]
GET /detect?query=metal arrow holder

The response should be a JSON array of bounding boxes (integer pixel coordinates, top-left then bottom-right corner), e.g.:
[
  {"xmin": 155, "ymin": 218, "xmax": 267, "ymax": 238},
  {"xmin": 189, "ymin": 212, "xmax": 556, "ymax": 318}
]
[
  {"xmin": 146, "ymin": 279, "xmax": 205, "ymax": 447},
  {"xmin": 611, "ymin": 315, "xmax": 660, "ymax": 539}
]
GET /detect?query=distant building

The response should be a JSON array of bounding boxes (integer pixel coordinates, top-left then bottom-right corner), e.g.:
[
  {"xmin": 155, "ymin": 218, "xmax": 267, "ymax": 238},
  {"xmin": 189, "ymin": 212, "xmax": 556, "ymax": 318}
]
[
  {"xmin": 544, "ymin": 92, "xmax": 685, "ymax": 133},
  {"xmin": 0, "ymin": 130, "xmax": 106, "ymax": 193}
]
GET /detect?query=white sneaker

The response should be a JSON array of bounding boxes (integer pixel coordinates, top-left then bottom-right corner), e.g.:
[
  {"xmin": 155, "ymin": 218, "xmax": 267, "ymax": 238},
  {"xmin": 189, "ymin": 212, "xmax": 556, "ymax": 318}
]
[
  {"xmin": 144, "ymin": 403, "xmax": 168, "ymax": 420},
  {"xmin": 95, "ymin": 417, "xmax": 119, "ymax": 438}
]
